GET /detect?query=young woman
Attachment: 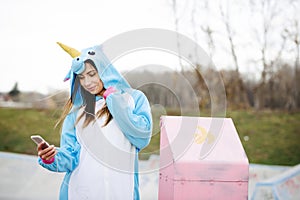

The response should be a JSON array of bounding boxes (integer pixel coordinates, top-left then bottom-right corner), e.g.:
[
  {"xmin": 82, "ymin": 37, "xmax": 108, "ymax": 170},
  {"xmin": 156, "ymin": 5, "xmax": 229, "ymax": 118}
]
[{"xmin": 37, "ymin": 43, "xmax": 152, "ymax": 200}]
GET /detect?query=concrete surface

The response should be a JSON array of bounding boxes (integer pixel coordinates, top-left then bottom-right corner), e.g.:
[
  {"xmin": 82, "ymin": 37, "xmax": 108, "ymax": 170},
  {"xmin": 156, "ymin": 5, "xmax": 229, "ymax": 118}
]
[{"xmin": 0, "ymin": 152, "xmax": 298, "ymax": 200}]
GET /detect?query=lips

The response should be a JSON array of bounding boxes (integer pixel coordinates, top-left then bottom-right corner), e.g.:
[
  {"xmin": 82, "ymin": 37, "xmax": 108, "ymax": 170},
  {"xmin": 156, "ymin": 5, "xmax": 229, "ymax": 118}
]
[{"xmin": 87, "ymin": 86, "xmax": 96, "ymax": 92}]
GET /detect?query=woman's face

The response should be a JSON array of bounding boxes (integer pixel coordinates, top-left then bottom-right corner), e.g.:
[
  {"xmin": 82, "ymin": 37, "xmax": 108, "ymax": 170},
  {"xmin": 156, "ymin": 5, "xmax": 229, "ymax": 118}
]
[{"xmin": 78, "ymin": 62, "xmax": 104, "ymax": 95}]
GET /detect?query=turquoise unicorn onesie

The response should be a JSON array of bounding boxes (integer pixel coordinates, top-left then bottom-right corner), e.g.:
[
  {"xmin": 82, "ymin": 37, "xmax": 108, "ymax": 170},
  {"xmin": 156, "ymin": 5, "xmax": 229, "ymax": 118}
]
[{"xmin": 38, "ymin": 42, "xmax": 152, "ymax": 200}]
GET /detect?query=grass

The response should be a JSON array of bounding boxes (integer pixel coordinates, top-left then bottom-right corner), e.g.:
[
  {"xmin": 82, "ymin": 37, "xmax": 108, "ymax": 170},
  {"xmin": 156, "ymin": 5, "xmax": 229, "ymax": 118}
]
[
  {"xmin": 0, "ymin": 107, "xmax": 299, "ymax": 166},
  {"xmin": 226, "ymin": 110, "xmax": 300, "ymax": 166},
  {"xmin": 0, "ymin": 108, "xmax": 61, "ymax": 155}
]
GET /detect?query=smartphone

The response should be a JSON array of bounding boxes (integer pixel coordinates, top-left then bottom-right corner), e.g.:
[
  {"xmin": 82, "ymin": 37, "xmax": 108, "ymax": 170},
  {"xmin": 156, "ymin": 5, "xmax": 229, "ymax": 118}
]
[{"xmin": 31, "ymin": 135, "xmax": 49, "ymax": 150}]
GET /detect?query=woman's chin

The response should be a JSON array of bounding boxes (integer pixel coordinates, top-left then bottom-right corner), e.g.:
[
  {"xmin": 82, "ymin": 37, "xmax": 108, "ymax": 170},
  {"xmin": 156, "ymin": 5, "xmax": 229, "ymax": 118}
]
[
  {"xmin": 90, "ymin": 88, "xmax": 102, "ymax": 95},
  {"xmin": 90, "ymin": 90, "xmax": 98, "ymax": 95}
]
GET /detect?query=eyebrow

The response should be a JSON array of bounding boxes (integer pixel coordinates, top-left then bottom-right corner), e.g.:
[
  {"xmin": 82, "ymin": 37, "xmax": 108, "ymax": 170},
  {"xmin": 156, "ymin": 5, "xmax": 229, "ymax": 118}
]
[{"xmin": 87, "ymin": 70, "xmax": 97, "ymax": 75}]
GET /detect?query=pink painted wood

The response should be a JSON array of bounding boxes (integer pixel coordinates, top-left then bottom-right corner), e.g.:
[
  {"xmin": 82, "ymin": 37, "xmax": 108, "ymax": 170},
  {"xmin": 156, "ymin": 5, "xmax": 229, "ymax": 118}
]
[{"xmin": 158, "ymin": 116, "xmax": 249, "ymax": 200}]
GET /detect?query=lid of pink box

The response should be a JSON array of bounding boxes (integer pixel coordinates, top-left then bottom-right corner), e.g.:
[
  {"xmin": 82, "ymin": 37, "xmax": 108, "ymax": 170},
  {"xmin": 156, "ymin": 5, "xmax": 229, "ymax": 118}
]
[{"xmin": 160, "ymin": 116, "xmax": 248, "ymax": 162}]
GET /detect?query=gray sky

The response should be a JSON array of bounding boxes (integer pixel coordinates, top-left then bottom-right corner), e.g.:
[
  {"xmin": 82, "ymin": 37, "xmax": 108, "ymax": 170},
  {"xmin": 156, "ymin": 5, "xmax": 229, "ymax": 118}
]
[
  {"xmin": 0, "ymin": 0, "xmax": 175, "ymax": 94},
  {"xmin": 1, "ymin": 0, "xmax": 296, "ymax": 94}
]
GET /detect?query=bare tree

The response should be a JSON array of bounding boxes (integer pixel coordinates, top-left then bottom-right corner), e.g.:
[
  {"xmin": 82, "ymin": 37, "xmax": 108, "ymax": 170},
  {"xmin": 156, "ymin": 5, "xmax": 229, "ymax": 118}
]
[
  {"xmin": 166, "ymin": 0, "xmax": 298, "ymax": 110},
  {"xmin": 169, "ymin": 0, "xmax": 184, "ymax": 71},
  {"xmin": 217, "ymin": 0, "xmax": 250, "ymax": 108},
  {"xmin": 194, "ymin": 0, "xmax": 216, "ymax": 59},
  {"xmin": 284, "ymin": 1, "xmax": 300, "ymax": 109},
  {"xmin": 219, "ymin": 1, "xmax": 239, "ymax": 73},
  {"xmin": 188, "ymin": 0, "xmax": 212, "ymax": 108},
  {"xmin": 249, "ymin": 0, "xmax": 288, "ymax": 109}
]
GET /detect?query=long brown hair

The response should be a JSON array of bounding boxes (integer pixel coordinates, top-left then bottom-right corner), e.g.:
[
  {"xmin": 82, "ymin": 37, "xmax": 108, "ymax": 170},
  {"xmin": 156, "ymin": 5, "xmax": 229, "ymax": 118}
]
[{"xmin": 55, "ymin": 59, "xmax": 113, "ymax": 129}]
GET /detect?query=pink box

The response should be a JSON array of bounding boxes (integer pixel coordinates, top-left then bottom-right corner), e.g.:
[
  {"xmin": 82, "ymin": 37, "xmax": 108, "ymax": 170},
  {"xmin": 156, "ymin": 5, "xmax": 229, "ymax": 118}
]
[{"xmin": 158, "ymin": 116, "xmax": 249, "ymax": 200}]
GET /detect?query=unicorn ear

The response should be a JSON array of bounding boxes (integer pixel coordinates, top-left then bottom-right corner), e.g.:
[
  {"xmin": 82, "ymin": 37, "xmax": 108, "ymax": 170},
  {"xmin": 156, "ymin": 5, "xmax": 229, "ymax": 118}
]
[
  {"xmin": 63, "ymin": 69, "xmax": 71, "ymax": 82},
  {"xmin": 57, "ymin": 42, "xmax": 80, "ymax": 58}
]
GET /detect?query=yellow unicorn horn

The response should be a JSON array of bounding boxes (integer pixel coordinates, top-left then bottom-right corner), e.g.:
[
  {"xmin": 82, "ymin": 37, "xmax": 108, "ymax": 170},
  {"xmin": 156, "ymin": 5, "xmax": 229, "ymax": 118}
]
[{"xmin": 57, "ymin": 42, "xmax": 80, "ymax": 58}]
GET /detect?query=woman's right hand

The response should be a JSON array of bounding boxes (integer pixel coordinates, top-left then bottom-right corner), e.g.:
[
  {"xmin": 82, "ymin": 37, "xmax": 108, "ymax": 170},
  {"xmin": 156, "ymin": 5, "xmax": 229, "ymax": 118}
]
[{"xmin": 37, "ymin": 143, "xmax": 57, "ymax": 161}]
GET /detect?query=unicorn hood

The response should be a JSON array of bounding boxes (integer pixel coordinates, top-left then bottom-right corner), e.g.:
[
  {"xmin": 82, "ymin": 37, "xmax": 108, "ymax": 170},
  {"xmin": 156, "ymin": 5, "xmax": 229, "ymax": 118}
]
[{"xmin": 58, "ymin": 42, "xmax": 131, "ymax": 107}]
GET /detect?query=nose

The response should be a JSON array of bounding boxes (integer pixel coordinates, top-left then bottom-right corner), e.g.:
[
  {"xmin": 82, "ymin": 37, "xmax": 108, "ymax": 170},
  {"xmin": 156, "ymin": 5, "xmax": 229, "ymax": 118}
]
[{"xmin": 82, "ymin": 76, "xmax": 92, "ymax": 87}]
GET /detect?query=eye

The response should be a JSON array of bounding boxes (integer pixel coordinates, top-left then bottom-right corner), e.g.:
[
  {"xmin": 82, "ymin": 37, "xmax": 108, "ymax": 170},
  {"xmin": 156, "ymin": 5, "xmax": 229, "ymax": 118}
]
[
  {"xmin": 78, "ymin": 75, "xmax": 84, "ymax": 79},
  {"xmin": 88, "ymin": 51, "xmax": 95, "ymax": 55},
  {"xmin": 88, "ymin": 71, "xmax": 97, "ymax": 77}
]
